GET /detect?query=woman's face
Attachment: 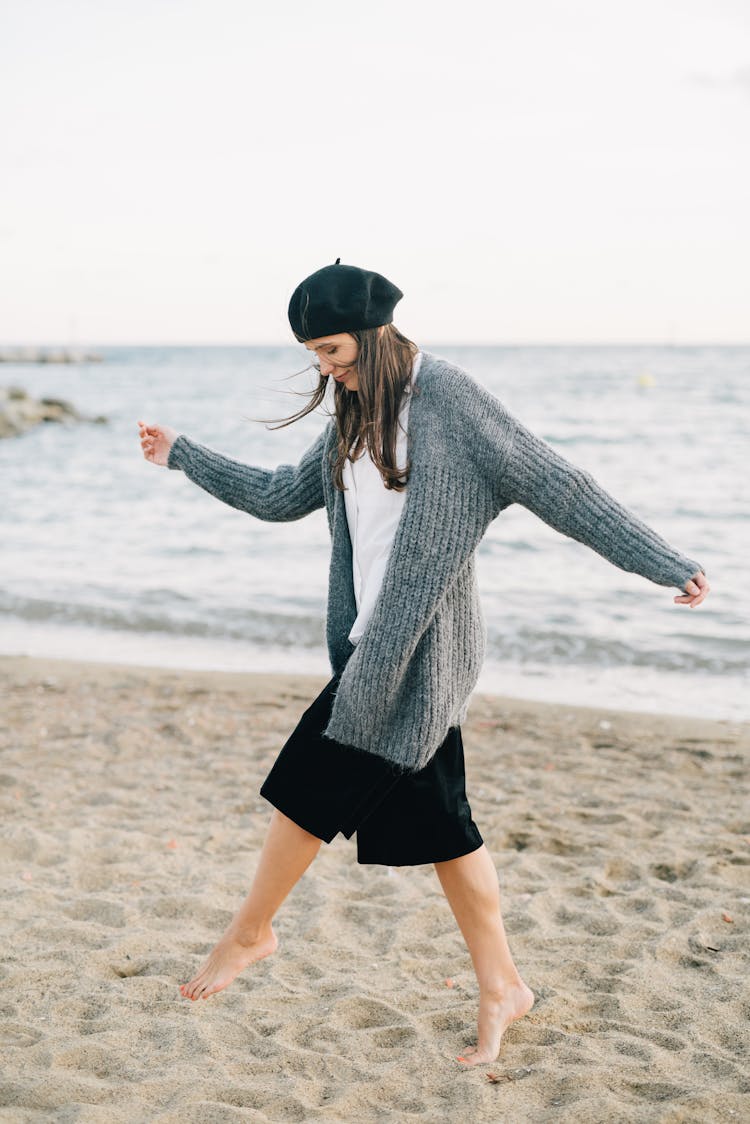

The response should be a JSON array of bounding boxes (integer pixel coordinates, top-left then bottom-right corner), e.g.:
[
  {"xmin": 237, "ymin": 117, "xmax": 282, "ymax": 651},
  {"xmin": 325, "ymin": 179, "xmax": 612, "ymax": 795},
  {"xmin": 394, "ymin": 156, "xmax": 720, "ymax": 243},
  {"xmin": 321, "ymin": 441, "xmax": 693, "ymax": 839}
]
[{"xmin": 304, "ymin": 332, "xmax": 360, "ymax": 391}]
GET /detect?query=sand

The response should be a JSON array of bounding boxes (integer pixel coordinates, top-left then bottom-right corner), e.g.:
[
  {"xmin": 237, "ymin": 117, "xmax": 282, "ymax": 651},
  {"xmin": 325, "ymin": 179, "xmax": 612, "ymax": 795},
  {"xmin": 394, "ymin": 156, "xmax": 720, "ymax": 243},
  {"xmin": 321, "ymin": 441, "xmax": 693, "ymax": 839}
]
[{"xmin": 0, "ymin": 653, "xmax": 748, "ymax": 1123}]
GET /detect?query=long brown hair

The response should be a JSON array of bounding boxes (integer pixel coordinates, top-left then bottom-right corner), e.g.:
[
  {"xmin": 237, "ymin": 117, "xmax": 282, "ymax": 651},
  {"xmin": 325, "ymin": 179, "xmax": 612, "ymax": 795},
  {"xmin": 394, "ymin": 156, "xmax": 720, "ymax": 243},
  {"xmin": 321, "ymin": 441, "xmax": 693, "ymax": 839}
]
[{"xmin": 258, "ymin": 324, "xmax": 421, "ymax": 493}]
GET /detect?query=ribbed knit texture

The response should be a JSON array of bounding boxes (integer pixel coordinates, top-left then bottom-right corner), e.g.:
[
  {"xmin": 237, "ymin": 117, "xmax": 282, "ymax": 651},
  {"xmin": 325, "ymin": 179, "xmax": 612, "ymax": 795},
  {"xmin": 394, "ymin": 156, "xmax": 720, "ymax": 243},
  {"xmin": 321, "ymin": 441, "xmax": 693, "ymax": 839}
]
[{"xmin": 167, "ymin": 350, "xmax": 705, "ymax": 772}]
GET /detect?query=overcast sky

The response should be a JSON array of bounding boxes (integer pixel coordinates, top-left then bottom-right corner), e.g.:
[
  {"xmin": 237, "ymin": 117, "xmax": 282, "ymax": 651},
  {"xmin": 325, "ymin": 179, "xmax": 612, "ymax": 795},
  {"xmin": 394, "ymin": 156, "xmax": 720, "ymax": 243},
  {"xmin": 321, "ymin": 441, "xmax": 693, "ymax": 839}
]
[{"xmin": 1, "ymin": 0, "xmax": 748, "ymax": 344}]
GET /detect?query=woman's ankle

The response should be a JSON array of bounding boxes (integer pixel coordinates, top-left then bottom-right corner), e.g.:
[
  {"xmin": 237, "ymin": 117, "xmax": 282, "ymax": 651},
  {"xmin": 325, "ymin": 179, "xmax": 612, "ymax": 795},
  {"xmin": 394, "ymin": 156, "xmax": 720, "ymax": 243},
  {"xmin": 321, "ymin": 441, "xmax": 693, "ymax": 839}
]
[
  {"xmin": 479, "ymin": 973, "xmax": 527, "ymax": 1000},
  {"xmin": 226, "ymin": 918, "xmax": 275, "ymax": 946}
]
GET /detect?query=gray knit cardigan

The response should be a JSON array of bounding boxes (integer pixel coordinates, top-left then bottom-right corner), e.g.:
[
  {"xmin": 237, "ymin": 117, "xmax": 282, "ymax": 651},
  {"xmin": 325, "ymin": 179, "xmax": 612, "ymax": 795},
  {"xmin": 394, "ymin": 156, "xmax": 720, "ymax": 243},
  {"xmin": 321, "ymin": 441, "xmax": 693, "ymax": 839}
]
[{"xmin": 167, "ymin": 350, "xmax": 705, "ymax": 772}]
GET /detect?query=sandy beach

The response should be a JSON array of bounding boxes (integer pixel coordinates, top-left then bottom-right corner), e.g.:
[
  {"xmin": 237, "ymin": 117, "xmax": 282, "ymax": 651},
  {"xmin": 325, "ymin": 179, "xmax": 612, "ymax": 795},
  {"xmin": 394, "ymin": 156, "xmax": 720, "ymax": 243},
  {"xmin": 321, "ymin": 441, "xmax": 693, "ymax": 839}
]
[{"xmin": 0, "ymin": 653, "xmax": 747, "ymax": 1123}]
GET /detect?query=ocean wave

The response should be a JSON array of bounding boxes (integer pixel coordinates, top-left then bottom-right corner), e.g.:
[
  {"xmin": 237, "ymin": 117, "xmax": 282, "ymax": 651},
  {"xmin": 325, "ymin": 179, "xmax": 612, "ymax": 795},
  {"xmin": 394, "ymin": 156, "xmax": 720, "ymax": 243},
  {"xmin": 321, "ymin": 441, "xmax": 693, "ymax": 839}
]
[
  {"xmin": 0, "ymin": 592, "xmax": 326, "ymax": 649},
  {"xmin": 485, "ymin": 625, "xmax": 749, "ymax": 675},
  {"xmin": 2, "ymin": 591, "xmax": 746, "ymax": 675}
]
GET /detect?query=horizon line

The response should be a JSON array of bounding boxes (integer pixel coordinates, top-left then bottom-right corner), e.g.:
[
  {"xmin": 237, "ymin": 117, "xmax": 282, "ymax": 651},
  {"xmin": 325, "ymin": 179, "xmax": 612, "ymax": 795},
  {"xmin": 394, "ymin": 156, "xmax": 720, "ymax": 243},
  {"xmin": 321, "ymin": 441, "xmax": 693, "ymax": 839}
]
[{"xmin": 1, "ymin": 339, "xmax": 749, "ymax": 349}]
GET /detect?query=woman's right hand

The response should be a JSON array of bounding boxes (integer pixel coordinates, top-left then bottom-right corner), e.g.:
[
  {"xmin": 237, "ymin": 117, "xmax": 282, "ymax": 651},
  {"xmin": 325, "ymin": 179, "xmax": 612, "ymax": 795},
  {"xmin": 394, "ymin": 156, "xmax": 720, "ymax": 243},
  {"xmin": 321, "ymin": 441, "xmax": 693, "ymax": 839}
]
[
  {"xmin": 674, "ymin": 570, "xmax": 711, "ymax": 609},
  {"xmin": 138, "ymin": 419, "xmax": 180, "ymax": 467}
]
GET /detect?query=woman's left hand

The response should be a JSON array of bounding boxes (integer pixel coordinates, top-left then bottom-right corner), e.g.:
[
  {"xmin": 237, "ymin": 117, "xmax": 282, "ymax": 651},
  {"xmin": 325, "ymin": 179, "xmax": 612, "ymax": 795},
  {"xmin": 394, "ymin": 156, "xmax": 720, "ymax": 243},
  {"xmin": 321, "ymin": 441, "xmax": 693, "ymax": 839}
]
[{"xmin": 674, "ymin": 571, "xmax": 710, "ymax": 609}]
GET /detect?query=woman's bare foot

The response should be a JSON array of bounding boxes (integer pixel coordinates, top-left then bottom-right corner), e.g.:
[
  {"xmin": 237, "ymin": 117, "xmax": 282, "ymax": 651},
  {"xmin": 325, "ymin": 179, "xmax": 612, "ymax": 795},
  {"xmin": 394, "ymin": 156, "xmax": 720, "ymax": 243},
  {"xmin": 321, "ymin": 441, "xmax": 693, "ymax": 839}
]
[
  {"xmin": 456, "ymin": 980, "xmax": 535, "ymax": 1065},
  {"xmin": 180, "ymin": 926, "xmax": 278, "ymax": 1001}
]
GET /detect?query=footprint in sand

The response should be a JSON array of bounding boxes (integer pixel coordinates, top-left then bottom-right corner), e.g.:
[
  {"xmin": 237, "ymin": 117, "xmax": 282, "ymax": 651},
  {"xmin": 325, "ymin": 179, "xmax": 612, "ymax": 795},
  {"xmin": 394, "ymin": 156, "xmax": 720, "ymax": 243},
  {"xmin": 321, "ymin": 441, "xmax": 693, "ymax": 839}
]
[
  {"xmin": 649, "ymin": 859, "xmax": 698, "ymax": 883},
  {"xmin": 213, "ymin": 1087, "xmax": 308, "ymax": 1120},
  {"xmin": 425, "ymin": 1009, "xmax": 468, "ymax": 1034},
  {"xmin": 603, "ymin": 857, "xmax": 642, "ymax": 884},
  {"xmin": 690, "ymin": 1049, "xmax": 741, "ymax": 1080},
  {"xmin": 0, "ymin": 1024, "xmax": 43, "ymax": 1048},
  {"xmin": 508, "ymin": 1024, "xmax": 567, "ymax": 1047},
  {"xmin": 615, "ymin": 1039, "xmax": 652, "ymax": 1062},
  {"xmin": 368, "ymin": 1025, "xmax": 418, "ymax": 1048},
  {"xmin": 54, "ymin": 995, "xmax": 110, "ymax": 1036},
  {"xmin": 52, "ymin": 1043, "xmax": 122, "ymax": 1080},
  {"xmin": 161, "ymin": 1090, "xmax": 309, "ymax": 1122},
  {"xmin": 505, "ymin": 912, "xmax": 535, "ymax": 934},
  {"xmin": 585, "ymin": 914, "xmax": 621, "ymax": 936},
  {"xmin": 601, "ymin": 1019, "xmax": 686, "ymax": 1053},
  {"xmin": 573, "ymin": 810, "xmax": 628, "ymax": 825},
  {"xmin": 539, "ymin": 1073, "xmax": 588, "ymax": 1110},
  {"xmin": 62, "ymin": 897, "xmax": 126, "ymax": 927},
  {"xmin": 274, "ymin": 955, "xmax": 324, "ymax": 985},
  {"xmin": 330, "ymin": 995, "xmax": 419, "ymax": 1051},
  {"xmin": 331, "ymin": 996, "xmax": 402, "ymax": 1029},
  {"xmin": 623, "ymin": 1079, "xmax": 691, "ymax": 1104},
  {"xmin": 147, "ymin": 895, "xmax": 233, "ymax": 929},
  {"xmin": 109, "ymin": 958, "xmax": 150, "ymax": 979},
  {"xmin": 616, "ymin": 895, "xmax": 659, "ymax": 917},
  {"xmin": 277, "ymin": 1017, "xmax": 341, "ymax": 1054},
  {"xmin": 346, "ymin": 879, "xmax": 397, "ymax": 901}
]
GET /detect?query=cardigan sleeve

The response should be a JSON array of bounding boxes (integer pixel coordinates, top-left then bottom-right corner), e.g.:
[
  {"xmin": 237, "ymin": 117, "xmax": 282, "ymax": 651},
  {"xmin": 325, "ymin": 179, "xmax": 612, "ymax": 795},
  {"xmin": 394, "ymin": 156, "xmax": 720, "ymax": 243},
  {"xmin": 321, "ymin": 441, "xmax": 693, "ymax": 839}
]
[
  {"xmin": 455, "ymin": 372, "xmax": 706, "ymax": 593},
  {"xmin": 166, "ymin": 421, "xmax": 330, "ymax": 522}
]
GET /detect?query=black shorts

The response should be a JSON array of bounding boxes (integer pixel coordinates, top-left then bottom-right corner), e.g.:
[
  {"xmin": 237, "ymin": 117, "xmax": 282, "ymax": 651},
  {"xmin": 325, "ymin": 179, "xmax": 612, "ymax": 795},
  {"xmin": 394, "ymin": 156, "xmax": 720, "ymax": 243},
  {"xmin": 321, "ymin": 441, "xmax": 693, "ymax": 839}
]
[{"xmin": 259, "ymin": 674, "xmax": 483, "ymax": 866}]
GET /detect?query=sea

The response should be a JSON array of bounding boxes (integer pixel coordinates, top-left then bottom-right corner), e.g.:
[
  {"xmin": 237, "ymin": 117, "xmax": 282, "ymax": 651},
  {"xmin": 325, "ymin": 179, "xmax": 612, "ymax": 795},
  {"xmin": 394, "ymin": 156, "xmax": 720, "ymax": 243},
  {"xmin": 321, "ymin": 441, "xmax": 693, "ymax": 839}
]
[{"xmin": 1, "ymin": 344, "xmax": 747, "ymax": 723}]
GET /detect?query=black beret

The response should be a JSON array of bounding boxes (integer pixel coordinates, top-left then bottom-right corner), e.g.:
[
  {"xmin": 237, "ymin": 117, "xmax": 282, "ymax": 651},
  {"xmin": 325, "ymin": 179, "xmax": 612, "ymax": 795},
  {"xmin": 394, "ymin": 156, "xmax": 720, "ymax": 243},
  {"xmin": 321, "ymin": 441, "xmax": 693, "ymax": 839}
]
[{"xmin": 288, "ymin": 258, "xmax": 404, "ymax": 341}]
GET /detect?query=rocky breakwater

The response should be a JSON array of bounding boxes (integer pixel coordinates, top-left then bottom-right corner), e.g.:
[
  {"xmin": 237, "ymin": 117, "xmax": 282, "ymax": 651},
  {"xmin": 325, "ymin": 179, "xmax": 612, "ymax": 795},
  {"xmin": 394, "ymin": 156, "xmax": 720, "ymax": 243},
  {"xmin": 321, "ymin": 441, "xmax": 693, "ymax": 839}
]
[
  {"xmin": 0, "ymin": 348, "xmax": 103, "ymax": 363},
  {"xmin": 0, "ymin": 385, "xmax": 108, "ymax": 438}
]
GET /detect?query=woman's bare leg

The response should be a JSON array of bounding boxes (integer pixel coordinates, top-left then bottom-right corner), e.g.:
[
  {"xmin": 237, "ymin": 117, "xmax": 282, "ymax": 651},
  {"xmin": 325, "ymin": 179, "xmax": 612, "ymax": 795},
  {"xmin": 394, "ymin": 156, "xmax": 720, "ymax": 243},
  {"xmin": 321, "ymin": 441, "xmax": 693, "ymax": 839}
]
[
  {"xmin": 434, "ymin": 842, "xmax": 534, "ymax": 1064},
  {"xmin": 181, "ymin": 808, "xmax": 323, "ymax": 1000}
]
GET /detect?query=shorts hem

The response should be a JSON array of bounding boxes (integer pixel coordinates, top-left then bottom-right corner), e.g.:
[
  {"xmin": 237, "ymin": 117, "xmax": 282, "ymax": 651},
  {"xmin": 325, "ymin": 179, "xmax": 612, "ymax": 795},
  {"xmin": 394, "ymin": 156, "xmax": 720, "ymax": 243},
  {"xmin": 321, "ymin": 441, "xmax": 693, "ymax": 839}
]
[
  {"xmin": 258, "ymin": 788, "xmax": 336, "ymax": 845},
  {"xmin": 356, "ymin": 827, "xmax": 484, "ymax": 867}
]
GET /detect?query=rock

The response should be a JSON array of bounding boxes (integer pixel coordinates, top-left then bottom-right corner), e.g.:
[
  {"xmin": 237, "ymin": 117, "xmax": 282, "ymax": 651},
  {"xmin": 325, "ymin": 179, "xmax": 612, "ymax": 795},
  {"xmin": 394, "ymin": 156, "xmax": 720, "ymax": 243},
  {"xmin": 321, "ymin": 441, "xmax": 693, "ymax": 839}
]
[
  {"xmin": 39, "ymin": 396, "xmax": 77, "ymax": 410},
  {"xmin": 0, "ymin": 385, "xmax": 108, "ymax": 438},
  {"xmin": 0, "ymin": 348, "xmax": 103, "ymax": 363}
]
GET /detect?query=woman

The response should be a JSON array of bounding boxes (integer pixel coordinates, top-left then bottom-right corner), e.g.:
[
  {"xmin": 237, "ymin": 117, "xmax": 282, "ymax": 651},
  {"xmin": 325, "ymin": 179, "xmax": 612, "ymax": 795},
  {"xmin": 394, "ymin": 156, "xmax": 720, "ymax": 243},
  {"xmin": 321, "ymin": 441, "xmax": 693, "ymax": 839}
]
[{"xmin": 138, "ymin": 259, "xmax": 709, "ymax": 1066}]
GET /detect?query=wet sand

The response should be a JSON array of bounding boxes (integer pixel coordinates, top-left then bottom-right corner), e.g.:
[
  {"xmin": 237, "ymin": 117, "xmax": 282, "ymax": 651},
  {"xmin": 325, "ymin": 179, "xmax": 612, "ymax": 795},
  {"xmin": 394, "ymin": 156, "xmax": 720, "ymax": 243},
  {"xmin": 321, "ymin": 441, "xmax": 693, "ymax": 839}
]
[{"xmin": 1, "ymin": 654, "xmax": 748, "ymax": 1122}]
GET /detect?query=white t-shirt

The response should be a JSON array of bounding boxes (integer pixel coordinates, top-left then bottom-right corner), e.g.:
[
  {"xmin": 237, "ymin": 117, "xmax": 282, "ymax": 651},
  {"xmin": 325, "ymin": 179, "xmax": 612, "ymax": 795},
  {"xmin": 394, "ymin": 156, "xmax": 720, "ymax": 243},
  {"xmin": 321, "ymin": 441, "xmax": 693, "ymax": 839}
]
[{"xmin": 343, "ymin": 350, "xmax": 423, "ymax": 647}]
